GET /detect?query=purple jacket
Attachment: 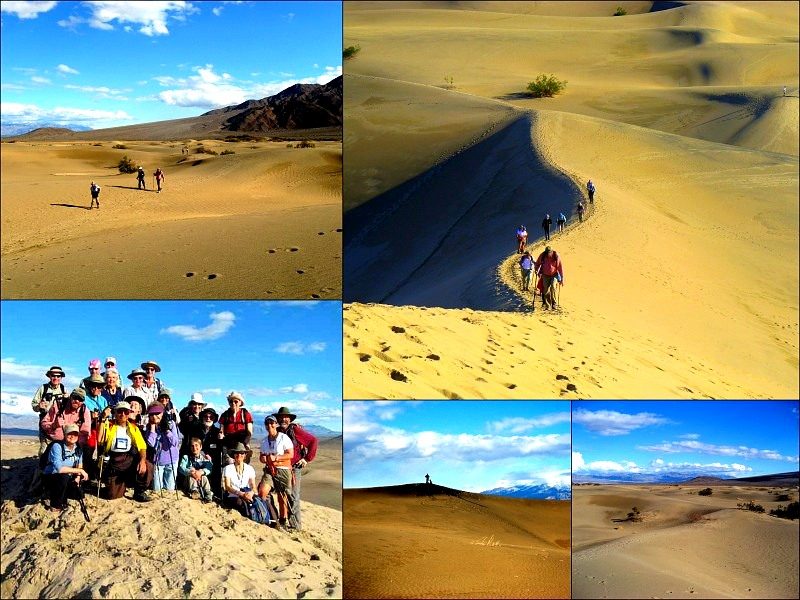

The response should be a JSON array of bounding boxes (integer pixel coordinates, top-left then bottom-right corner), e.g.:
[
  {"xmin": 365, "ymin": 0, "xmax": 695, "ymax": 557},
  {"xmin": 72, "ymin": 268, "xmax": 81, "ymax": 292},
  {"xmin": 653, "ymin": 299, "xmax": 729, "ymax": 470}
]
[{"xmin": 145, "ymin": 420, "xmax": 181, "ymax": 466}]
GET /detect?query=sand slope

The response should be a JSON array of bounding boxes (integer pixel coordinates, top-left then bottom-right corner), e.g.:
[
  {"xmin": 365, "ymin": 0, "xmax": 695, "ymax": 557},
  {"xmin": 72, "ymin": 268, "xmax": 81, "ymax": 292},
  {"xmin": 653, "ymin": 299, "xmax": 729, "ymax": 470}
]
[
  {"xmin": 344, "ymin": 484, "xmax": 569, "ymax": 599},
  {"xmin": 0, "ymin": 436, "xmax": 341, "ymax": 599},
  {"xmin": 1, "ymin": 140, "xmax": 342, "ymax": 299},
  {"xmin": 573, "ymin": 484, "xmax": 799, "ymax": 599},
  {"xmin": 343, "ymin": 1, "xmax": 799, "ymax": 399}
]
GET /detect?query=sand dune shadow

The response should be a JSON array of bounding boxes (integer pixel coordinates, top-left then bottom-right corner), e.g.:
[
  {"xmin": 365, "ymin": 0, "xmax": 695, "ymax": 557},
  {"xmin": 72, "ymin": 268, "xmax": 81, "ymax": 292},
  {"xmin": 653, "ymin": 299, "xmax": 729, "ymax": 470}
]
[
  {"xmin": 50, "ymin": 203, "xmax": 92, "ymax": 210},
  {"xmin": 108, "ymin": 185, "xmax": 157, "ymax": 192}
]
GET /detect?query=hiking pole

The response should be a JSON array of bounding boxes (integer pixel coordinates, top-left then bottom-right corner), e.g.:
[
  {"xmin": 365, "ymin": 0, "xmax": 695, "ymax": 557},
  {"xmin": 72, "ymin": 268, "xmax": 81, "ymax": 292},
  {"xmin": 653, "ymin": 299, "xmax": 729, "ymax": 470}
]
[
  {"xmin": 97, "ymin": 451, "xmax": 105, "ymax": 499},
  {"xmin": 557, "ymin": 282, "xmax": 562, "ymax": 308},
  {"xmin": 168, "ymin": 438, "xmax": 179, "ymax": 500},
  {"xmin": 76, "ymin": 481, "xmax": 90, "ymax": 522}
]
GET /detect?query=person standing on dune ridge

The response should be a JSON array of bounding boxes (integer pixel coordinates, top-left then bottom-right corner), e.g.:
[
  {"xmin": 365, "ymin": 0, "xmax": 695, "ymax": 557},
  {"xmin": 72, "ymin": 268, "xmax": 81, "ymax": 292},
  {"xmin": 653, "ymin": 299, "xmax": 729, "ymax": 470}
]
[
  {"xmin": 587, "ymin": 179, "xmax": 595, "ymax": 203},
  {"xmin": 557, "ymin": 212, "xmax": 567, "ymax": 233},
  {"xmin": 515, "ymin": 224, "xmax": 528, "ymax": 253},
  {"xmin": 136, "ymin": 166, "xmax": 146, "ymax": 190},
  {"xmin": 519, "ymin": 251, "xmax": 534, "ymax": 292},
  {"xmin": 535, "ymin": 246, "xmax": 564, "ymax": 310},
  {"xmin": 153, "ymin": 168, "xmax": 165, "ymax": 193},
  {"xmin": 542, "ymin": 214, "xmax": 552, "ymax": 242}
]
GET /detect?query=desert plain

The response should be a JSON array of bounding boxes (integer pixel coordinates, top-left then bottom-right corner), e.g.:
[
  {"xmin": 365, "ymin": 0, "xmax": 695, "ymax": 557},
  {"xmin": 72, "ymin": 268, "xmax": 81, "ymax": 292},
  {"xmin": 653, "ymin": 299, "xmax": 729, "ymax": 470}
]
[
  {"xmin": 1, "ymin": 137, "xmax": 342, "ymax": 299},
  {"xmin": 344, "ymin": 483, "xmax": 570, "ymax": 599},
  {"xmin": 0, "ymin": 434, "xmax": 342, "ymax": 599},
  {"xmin": 343, "ymin": 1, "xmax": 799, "ymax": 399},
  {"xmin": 572, "ymin": 482, "xmax": 799, "ymax": 598}
]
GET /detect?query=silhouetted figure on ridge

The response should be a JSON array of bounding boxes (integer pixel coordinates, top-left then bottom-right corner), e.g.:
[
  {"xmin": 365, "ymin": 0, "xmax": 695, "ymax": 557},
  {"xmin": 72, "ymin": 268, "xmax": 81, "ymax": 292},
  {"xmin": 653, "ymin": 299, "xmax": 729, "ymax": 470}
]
[{"xmin": 425, "ymin": 473, "xmax": 431, "ymax": 485}]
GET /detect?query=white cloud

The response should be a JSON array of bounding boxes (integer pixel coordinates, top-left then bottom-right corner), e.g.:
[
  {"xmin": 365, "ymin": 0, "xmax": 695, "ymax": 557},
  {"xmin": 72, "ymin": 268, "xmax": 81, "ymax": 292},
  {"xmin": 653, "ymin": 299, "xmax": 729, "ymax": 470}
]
[
  {"xmin": 30, "ymin": 76, "xmax": 51, "ymax": 85},
  {"xmin": 0, "ymin": 83, "xmax": 27, "ymax": 91},
  {"xmin": 679, "ymin": 433, "xmax": 701, "ymax": 440},
  {"xmin": 156, "ymin": 64, "xmax": 342, "ymax": 109},
  {"xmin": 573, "ymin": 408, "xmax": 669, "ymax": 436},
  {"xmin": 490, "ymin": 412, "xmax": 571, "ymax": 434},
  {"xmin": 274, "ymin": 341, "xmax": 326, "ymax": 355},
  {"xmin": 56, "ymin": 64, "xmax": 80, "ymax": 75},
  {"xmin": 279, "ymin": 384, "xmax": 309, "ymax": 394},
  {"xmin": 212, "ymin": 6, "xmax": 223, "ymax": 16},
  {"xmin": 638, "ymin": 440, "xmax": 798, "ymax": 462},
  {"xmin": 1, "ymin": 1, "xmax": 57, "ymax": 19},
  {"xmin": 64, "ymin": 1, "xmax": 200, "ymax": 36},
  {"xmin": 1, "ymin": 102, "xmax": 134, "ymax": 126},
  {"xmin": 572, "ymin": 451, "xmax": 585, "ymax": 470},
  {"xmin": 160, "ymin": 311, "xmax": 236, "ymax": 342},
  {"xmin": 199, "ymin": 388, "xmax": 222, "ymax": 396},
  {"xmin": 64, "ymin": 84, "xmax": 129, "ymax": 100},
  {"xmin": 1, "ymin": 358, "xmax": 83, "ymax": 415}
]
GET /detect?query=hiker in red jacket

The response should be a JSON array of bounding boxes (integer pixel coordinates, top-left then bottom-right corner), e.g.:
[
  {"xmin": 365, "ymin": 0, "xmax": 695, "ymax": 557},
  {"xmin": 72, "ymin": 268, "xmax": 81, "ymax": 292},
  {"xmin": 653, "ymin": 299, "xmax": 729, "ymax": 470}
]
[
  {"xmin": 273, "ymin": 406, "xmax": 318, "ymax": 531},
  {"xmin": 535, "ymin": 246, "xmax": 564, "ymax": 310}
]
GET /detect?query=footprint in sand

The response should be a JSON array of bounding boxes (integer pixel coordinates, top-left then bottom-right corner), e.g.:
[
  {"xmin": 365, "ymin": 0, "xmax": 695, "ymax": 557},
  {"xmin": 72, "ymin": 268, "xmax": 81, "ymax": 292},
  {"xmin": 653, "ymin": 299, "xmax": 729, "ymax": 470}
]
[
  {"xmin": 359, "ymin": 354, "xmax": 371, "ymax": 362},
  {"xmin": 296, "ymin": 270, "xmax": 305, "ymax": 274},
  {"xmin": 206, "ymin": 274, "xmax": 217, "ymax": 280},
  {"xmin": 426, "ymin": 354, "xmax": 440, "ymax": 360},
  {"xmin": 390, "ymin": 370, "xmax": 408, "ymax": 382},
  {"xmin": 391, "ymin": 326, "xmax": 405, "ymax": 333},
  {"xmin": 185, "ymin": 272, "xmax": 195, "ymax": 277}
]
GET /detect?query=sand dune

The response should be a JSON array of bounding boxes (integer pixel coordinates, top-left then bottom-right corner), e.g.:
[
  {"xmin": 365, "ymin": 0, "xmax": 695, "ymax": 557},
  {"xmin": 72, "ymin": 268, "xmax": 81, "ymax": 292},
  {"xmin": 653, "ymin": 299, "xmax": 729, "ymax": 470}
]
[
  {"xmin": 343, "ymin": 1, "xmax": 798, "ymax": 399},
  {"xmin": 573, "ymin": 483, "xmax": 799, "ymax": 598},
  {"xmin": 0, "ymin": 435, "xmax": 341, "ymax": 599},
  {"xmin": 344, "ymin": 484, "xmax": 569, "ymax": 598},
  {"xmin": 1, "ymin": 140, "xmax": 342, "ymax": 299}
]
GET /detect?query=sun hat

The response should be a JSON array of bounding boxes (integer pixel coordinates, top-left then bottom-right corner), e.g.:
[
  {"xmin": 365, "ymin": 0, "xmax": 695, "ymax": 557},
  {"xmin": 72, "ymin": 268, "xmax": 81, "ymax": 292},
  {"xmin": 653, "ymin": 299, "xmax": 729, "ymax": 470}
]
[
  {"xmin": 127, "ymin": 368, "xmax": 146, "ymax": 381},
  {"xmin": 229, "ymin": 442, "xmax": 248, "ymax": 455},
  {"xmin": 126, "ymin": 396, "xmax": 145, "ymax": 413},
  {"xmin": 200, "ymin": 407, "xmax": 218, "ymax": 422},
  {"xmin": 84, "ymin": 374, "xmax": 105, "ymax": 387},
  {"xmin": 69, "ymin": 388, "xmax": 86, "ymax": 401},
  {"xmin": 147, "ymin": 403, "xmax": 165, "ymax": 415},
  {"xmin": 88, "ymin": 359, "xmax": 101, "ymax": 369},
  {"xmin": 226, "ymin": 391, "xmax": 244, "ymax": 405},
  {"xmin": 140, "ymin": 360, "xmax": 161, "ymax": 373},
  {"xmin": 113, "ymin": 401, "xmax": 131, "ymax": 412},
  {"xmin": 189, "ymin": 392, "xmax": 206, "ymax": 406},
  {"xmin": 104, "ymin": 356, "xmax": 117, "ymax": 367},
  {"xmin": 63, "ymin": 424, "xmax": 80, "ymax": 436},
  {"xmin": 46, "ymin": 366, "xmax": 66, "ymax": 378},
  {"xmin": 272, "ymin": 406, "xmax": 296, "ymax": 422},
  {"xmin": 158, "ymin": 388, "xmax": 172, "ymax": 399}
]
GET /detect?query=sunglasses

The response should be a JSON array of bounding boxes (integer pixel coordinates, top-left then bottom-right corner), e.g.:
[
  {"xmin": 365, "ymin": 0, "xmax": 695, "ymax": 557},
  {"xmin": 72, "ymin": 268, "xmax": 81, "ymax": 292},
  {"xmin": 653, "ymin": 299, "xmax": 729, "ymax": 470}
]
[
  {"xmin": 89, "ymin": 367, "xmax": 100, "ymax": 371},
  {"xmin": 116, "ymin": 409, "xmax": 131, "ymax": 414},
  {"xmin": 145, "ymin": 368, "xmax": 155, "ymax": 371},
  {"xmin": 50, "ymin": 374, "xmax": 63, "ymax": 378}
]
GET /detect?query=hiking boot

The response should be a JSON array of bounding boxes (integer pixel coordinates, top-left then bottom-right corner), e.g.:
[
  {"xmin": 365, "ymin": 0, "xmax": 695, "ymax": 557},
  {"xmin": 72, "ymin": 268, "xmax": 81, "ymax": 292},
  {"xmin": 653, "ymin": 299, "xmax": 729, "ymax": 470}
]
[
  {"xmin": 133, "ymin": 491, "xmax": 151, "ymax": 503},
  {"xmin": 190, "ymin": 490, "xmax": 201, "ymax": 500}
]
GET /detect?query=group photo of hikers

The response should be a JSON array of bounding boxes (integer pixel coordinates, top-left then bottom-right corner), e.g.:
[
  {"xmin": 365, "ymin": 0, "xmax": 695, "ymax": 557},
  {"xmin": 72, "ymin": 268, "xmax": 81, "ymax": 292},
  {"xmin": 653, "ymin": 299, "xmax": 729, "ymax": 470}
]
[{"xmin": 31, "ymin": 358, "xmax": 319, "ymax": 532}]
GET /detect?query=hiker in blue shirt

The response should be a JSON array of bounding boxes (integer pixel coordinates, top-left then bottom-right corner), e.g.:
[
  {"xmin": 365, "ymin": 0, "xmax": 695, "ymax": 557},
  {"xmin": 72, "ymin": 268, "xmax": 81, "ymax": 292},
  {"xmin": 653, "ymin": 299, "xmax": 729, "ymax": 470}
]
[
  {"xmin": 519, "ymin": 251, "xmax": 534, "ymax": 291},
  {"xmin": 42, "ymin": 424, "xmax": 88, "ymax": 512},
  {"xmin": 557, "ymin": 212, "xmax": 567, "ymax": 233},
  {"xmin": 587, "ymin": 179, "xmax": 596, "ymax": 203}
]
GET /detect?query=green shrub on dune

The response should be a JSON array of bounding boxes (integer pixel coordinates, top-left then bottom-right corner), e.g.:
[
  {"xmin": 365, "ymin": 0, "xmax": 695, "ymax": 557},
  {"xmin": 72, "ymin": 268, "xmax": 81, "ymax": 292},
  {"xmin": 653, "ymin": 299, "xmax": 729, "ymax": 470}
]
[
  {"xmin": 117, "ymin": 155, "xmax": 137, "ymax": 173},
  {"xmin": 526, "ymin": 74, "xmax": 567, "ymax": 98}
]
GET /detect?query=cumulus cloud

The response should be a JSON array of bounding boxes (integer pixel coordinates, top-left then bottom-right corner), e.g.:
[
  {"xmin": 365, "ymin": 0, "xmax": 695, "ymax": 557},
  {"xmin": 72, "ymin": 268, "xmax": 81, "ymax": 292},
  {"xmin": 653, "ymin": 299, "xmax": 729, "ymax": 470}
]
[
  {"xmin": 57, "ymin": 1, "xmax": 199, "ymax": 36},
  {"xmin": 160, "ymin": 311, "xmax": 236, "ymax": 342},
  {"xmin": 1, "ymin": 358, "xmax": 82, "ymax": 415},
  {"xmin": 279, "ymin": 384, "xmax": 309, "ymax": 394},
  {"xmin": 274, "ymin": 341, "xmax": 326, "ymax": 355},
  {"xmin": 573, "ymin": 408, "xmax": 670, "ymax": 436},
  {"xmin": 679, "ymin": 433, "xmax": 701, "ymax": 440},
  {"xmin": 1, "ymin": 1, "xmax": 57, "ymax": 19},
  {"xmin": 31, "ymin": 76, "xmax": 51, "ymax": 85},
  {"xmin": 64, "ymin": 84, "xmax": 129, "ymax": 100},
  {"xmin": 156, "ymin": 64, "xmax": 342, "ymax": 109},
  {"xmin": 637, "ymin": 440, "xmax": 798, "ymax": 462},
  {"xmin": 56, "ymin": 64, "xmax": 80, "ymax": 75},
  {"xmin": 1, "ymin": 102, "xmax": 133, "ymax": 126}
]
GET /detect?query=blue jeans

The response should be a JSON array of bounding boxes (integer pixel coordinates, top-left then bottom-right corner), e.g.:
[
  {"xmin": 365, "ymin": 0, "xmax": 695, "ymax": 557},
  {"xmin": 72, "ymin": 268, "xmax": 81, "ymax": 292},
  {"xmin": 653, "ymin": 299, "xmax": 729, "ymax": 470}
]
[{"xmin": 153, "ymin": 463, "xmax": 177, "ymax": 491}]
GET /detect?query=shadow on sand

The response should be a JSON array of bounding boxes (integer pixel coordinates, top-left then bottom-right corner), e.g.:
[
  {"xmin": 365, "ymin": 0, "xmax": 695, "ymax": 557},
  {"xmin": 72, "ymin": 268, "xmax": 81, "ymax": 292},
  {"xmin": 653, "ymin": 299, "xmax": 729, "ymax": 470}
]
[
  {"xmin": 50, "ymin": 203, "xmax": 92, "ymax": 210},
  {"xmin": 108, "ymin": 185, "xmax": 156, "ymax": 191},
  {"xmin": 1, "ymin": 455, "xmax": 40, "ymax": 508},
  {"xmin": 494, "ymin": 92, "xmax": 534, "ymax": 101}
]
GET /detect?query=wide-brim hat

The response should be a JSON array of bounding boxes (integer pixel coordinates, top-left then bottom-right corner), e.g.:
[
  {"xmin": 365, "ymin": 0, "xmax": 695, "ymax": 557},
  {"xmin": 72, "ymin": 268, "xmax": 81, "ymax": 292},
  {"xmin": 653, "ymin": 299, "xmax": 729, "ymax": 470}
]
[
  {"xmin": 147, "ymin": 403, "xmax": 165, "ymax": 415},
  {"xmin": 104, "ymin": 356, "xmax": 117, "ymax": 367},
  {"xmin": 189, "ymin": 392, "xmax": 206, "ymax": 406},
  {"xmin": 200, "ymin": 407, "xmax": 218, "ymax": 422},
  {"xmin": 46, "ymin": 366, "xmax": 66, "ymax": 378},
  {"xmin": 226, "ymin": 391, "xmax": 244, "ymax": 405},
  {"xmin": 229, "ymin": 442, "xmax": 248, "ymax": 455},
  {"xmin": 113, "ymin": 401, "xmax": 131, "ymax": 412},
  {"xmin": 272, "ymin": 406, "xmax": 296, "ymax": 422},
  {"xmin": 84, "ymin": 374, "xmax": 105, "ymax": 387},
  {"xmin": 127, "ymin": 368, "xmax": 146, "ymax": 381},
  {"xmin": 140, "ymin": 360, "xmax": 161, "ymax": 373},
  {"xmin": 125, "ymin": 396, "xmax": 145, "ymax": 412}
]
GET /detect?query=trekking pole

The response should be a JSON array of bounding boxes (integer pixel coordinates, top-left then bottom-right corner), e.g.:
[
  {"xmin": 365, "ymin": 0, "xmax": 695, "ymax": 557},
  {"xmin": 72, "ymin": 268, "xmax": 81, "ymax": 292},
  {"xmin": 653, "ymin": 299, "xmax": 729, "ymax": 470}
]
[
  {"xmin": 97, "ymin": 451, "xmax": 105, "ymax": 499},
  {"xmin": 168, "ymin": 435, "xmax": 179, "ymax": 500},
  {"xmin": 76, "ymin": 482, "xmax": 90, "ymax": 522},
  {"xmin": 153, "ymin": 431, "xmax": 164, "ymax": 498},
  {"xmin": 557, "ymin": 282, "xmax": 562, "ymax": 308}
]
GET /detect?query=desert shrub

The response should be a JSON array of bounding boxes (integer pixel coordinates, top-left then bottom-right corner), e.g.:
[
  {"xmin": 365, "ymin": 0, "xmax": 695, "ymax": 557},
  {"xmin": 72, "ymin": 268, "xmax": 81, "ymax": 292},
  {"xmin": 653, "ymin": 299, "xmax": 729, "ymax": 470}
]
[
  {"xmin": 626, "ymin": 506, "xmax": 642, "ymax": 522},
  {"xmin": 770, "ymin": 501, "xmax": 799, "ymax": 520},
  {"xmin": 194, "ymin": 146, "xmax": 218, "ymax": 155},
  {"xmin": 287, "ymin": 143, "xmax": 294, "ymax": 148},
  {"xmin": 343, "ymin": 44, "xmax": 361, "ymax": 60},
  {"xmin": 117, "ymin": 155, "xmax": 137, "ymax": 173},
  {"xmin": 295, "ymin": 140, "xmax": 315, "ymax": 148},
  {"xmin": 698, "ymin": 488, "xmax": 713, "ymax": 496},
  {"xmin": 220, "ymin": 149, "xmax": 235, "ymax": 155},
  {"xmin": 737, "ymin": 500, "xmax": 765, "ymax": 513},
  {"xmin": 443, "ymin": 75, "xmax": 455, "ymax": 89},
  {"xmin": 775, "ymin": 493, "xmax": 791, "ymax": 501},
  {"xmin": 93, "ymin": 143, "xmax": 103, "ymax": 146},
  {"xmin": 526, "ymin": 74, "xmax": 568, "ymax": 98},
  {"xmin": 613, "ymin": 7, "xmax": 627, "ymax": 16},
  {"xmin": 112, "ymin": 143, "xmax": 128, "ymax": 149}
]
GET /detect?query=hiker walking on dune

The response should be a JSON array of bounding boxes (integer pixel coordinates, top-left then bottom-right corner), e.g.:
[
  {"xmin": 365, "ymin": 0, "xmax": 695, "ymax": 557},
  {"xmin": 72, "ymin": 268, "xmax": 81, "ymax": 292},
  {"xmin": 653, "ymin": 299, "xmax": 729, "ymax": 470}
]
[
  {"xmin": 535, "ymin": 246, "xmax": 564, "ymax": 310},
  {"xmin": 783, "ymin": 86, "xmax": 787, "ymax": 97},
  {"xmin": 542, "ymin": 214, "xmax": 552, "ymax": 241},
  {"xmin": 273, "ymin": 406, "xmax": 318, "ymax": 531},
  {"xmin": 577, "ymin": 201, "xmax": 586, "ymax": 222},
  {"xmin": 515, "ymin": 225, "xmax": 528, "ymax": 253},
  {"xmin": 425, "ymin": 474, "xmax": 431, "ymax": 485},
  {"xmin": 89, "ymin": 181, "xmax": 101, "ymax": 209},
  {"xmin": 557, "ymin": 212, "xmax": 567, "ymax": 233},
  {"xmin": 153, "ymin": 168, "xmax": 165, "ymax": 193},
  {"xmin": 519, "ymin": 251, "xmax": 534, "ymax": 291},
  {"xmin": 587, "ymin": 179, "xmax": 595, "ymax": 203},
  {"xmin": 136, "ymin": 166, "xmax": 146, "ymax": 190}
]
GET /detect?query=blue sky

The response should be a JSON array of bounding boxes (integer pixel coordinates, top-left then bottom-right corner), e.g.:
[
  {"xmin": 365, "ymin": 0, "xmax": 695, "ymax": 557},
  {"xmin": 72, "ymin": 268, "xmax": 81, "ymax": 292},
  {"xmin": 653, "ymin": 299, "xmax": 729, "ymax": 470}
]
[
  {"xmin": 1, "ymin": 300, "xmax": 342, "ymax": 431},
  {"xmin": 573, "ymin": 401, "xmax": 800, "ymax": 481},
  {"xmin": 344, "ymin": 401, "xmax": 571, "ymax": 492},
  {"xmin": 1, "ymin": 1, "xmax": 342, "ymax": 129}
]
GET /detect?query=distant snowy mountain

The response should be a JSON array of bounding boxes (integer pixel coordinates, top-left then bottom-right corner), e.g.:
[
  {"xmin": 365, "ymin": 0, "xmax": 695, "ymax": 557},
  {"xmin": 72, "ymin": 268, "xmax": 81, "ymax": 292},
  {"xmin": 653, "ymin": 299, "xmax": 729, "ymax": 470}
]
[
  {"xmin": 1, "ymin": 122, "xmax": 93, "ymax": 137},
  {"xmin": 573, "ymin": 472, "xmax": 734, "ymax": 485},
  {"xmin": 481, "ymin": 483, "xmax": 571, "ymax": 500}
]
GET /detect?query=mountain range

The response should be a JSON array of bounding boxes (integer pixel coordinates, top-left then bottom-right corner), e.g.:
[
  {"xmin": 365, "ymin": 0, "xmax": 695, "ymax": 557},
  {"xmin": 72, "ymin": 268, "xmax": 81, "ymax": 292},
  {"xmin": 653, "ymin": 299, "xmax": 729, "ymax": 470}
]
[
  {"xmin": 0, "ymin": 122, "xmax": 92, "ymax": 137},
  {"xmin": 481, "ymin": 482, "xmax": 571, "ymax": 500},
  {"xmin": 2, "ymin": 76, "xmax": 342, "ymax": 140}
]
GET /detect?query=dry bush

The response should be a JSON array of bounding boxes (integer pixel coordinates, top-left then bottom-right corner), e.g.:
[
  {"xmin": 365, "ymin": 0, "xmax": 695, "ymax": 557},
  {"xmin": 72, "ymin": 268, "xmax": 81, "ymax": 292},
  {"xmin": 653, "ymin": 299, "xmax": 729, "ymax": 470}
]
[
  {"xmin": 698, "ymin": 488, "xmax": 713, "ymax": 496},
  {"xmin": 112, "ymin": 143, "xmax": 128, "ymax": 149},
  {"xmin": 117, "ymin": 155, "xmax": 137, "ymax": 173}
]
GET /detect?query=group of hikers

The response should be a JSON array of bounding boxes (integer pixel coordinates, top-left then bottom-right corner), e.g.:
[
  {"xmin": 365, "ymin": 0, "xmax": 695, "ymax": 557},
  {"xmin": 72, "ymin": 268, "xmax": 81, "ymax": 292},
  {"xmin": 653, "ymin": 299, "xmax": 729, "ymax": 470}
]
[
  {"xmin": 31, "ymin": 358, "xmax": 318, "ymax": 532},
  {"xmin": 87, "ymin": 167, "xmax": 165, "ymax": 209},
  {"xmin": 513, "ymin": 179, "xmax": 595, "ymax": 309}
]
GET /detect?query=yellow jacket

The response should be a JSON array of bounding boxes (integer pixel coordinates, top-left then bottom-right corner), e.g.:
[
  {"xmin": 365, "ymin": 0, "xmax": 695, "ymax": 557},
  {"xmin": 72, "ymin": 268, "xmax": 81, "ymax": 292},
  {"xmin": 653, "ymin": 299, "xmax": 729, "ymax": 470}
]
[{"xmin": 100, "ymin": 421, "xmax": 146, "ymax": 454}]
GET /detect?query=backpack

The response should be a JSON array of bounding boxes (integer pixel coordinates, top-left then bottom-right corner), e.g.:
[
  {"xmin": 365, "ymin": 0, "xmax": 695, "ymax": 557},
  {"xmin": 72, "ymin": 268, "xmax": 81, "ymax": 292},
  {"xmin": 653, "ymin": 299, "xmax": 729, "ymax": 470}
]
[
  {"xmin": 245, "ymin": 496, "xmax": 277, "ymax": 525},
  {"xmin": 91, "ymin": 184, "xmax": 100, "ymax": 194},
  {"xmin": 38, "ymin": 383, "xmax": 66, "ymax": 420},
  {"xmin": 55, "ymin": 397, "xmax": 86, "ymax": 428},
  {"xmin": 38, "ymin": 440, "xmax": 80, "ymax": 471},
  {"xmin": 285, "ymin": 423, "xmax": 309, "ymax": 461}
]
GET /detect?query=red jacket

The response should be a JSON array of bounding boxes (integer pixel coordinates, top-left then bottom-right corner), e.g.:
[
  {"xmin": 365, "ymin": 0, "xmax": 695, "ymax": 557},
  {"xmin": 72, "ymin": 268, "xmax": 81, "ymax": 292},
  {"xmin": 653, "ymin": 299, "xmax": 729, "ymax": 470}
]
[
  {"xmin": 285, "ymin": 423, "xmax": 318, "ymax": 466},
  {"xmin": 536, "ymin": 251, "xmax": 563, "ymax": 281}
]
